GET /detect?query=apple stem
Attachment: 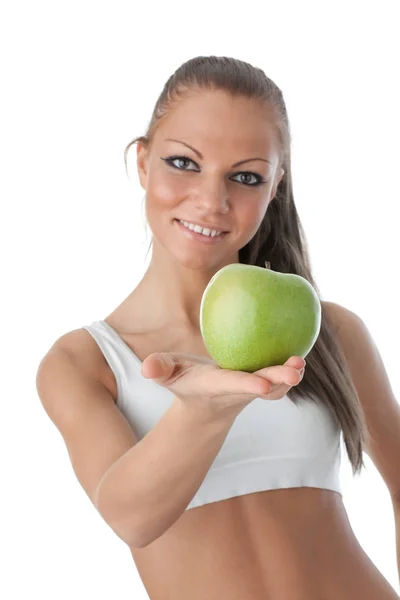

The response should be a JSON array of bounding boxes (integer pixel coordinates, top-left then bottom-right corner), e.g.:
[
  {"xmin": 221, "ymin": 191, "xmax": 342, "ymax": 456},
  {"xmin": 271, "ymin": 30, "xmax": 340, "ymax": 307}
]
[{"xmin": 265, "ymin": 261, "xmax": 271, "ymax": 269}]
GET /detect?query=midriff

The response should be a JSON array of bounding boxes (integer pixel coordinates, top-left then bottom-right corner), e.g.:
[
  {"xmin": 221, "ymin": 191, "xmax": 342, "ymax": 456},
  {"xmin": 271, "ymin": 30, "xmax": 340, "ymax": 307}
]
[{"xmin": 129, "ymin": 487, "xmax": 399, "ymax": 600}]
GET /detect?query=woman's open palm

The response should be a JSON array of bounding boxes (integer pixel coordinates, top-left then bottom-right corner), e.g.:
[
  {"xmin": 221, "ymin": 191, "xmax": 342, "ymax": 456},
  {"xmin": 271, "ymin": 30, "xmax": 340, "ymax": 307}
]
[{"xmin": 141, "ymin": 351, "xmax": 306, "ymax": 419}]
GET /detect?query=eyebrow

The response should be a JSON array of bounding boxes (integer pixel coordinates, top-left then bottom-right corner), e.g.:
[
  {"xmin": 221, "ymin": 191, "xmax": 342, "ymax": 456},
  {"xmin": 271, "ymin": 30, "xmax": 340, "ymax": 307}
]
[{"xmin": 164, "ymin": 138, "xmax": 272, "ymax": 167}]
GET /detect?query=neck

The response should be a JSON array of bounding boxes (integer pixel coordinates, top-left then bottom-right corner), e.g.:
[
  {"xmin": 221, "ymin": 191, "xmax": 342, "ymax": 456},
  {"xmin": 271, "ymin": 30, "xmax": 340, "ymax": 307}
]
[{"xmin": 134, "ymin": 239, "xmax": 238, "ymax": 332}]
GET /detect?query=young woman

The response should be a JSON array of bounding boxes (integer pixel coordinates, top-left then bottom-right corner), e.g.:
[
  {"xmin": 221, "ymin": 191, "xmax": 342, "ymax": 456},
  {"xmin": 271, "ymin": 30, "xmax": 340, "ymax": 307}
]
[{"xmin": 36, "ymin": 56, "xmax": 400, "ymax": 599}]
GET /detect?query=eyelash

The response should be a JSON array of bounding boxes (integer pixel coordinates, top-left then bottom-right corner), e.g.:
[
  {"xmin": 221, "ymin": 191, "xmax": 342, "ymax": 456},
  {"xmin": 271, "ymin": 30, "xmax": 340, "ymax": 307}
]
[{"xmin": 161, "ymin": 155, "xmax": 268, "ymax": 187}]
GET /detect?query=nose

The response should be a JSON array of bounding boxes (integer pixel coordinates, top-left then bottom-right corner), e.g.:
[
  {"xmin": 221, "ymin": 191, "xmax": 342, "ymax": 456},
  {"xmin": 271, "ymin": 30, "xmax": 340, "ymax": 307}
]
[{"xmin": 193, "ymin": 177, "xmax": 230, "ymax": 214}]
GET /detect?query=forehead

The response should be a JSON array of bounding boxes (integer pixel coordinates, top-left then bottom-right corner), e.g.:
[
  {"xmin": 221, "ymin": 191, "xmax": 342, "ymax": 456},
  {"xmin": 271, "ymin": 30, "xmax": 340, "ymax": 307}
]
[{"xmin": 154, "ymin": 90, "xmax": 278, "ymax": 153}]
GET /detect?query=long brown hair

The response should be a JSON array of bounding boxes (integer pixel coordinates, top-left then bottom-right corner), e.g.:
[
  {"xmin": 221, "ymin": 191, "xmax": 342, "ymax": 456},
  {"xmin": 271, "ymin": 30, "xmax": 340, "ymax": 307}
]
[{"xmin": 123, "ymin": 56, "xmax": 370, "ymax": 476}]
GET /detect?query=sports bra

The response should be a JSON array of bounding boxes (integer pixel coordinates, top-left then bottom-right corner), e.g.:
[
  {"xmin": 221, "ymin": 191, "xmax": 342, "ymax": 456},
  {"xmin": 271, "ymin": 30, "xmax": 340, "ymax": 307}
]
[{"xmin": 82, "ymin": 319, "xmax": 343, "ymax": 509}]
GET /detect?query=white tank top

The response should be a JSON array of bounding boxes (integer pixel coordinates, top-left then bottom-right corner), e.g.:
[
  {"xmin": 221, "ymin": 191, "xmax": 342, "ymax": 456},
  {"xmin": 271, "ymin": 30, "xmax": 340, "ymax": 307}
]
[{"xmin": 82, "ymin": 319, "xmax": 343, "ymax": 509}]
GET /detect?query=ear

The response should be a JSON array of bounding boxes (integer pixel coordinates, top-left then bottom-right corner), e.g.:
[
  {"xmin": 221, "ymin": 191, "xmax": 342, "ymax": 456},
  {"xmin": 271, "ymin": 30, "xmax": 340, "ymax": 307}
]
[{"xmin": 136, "ymin": 142, "xmax": 149, "ymax": 191}]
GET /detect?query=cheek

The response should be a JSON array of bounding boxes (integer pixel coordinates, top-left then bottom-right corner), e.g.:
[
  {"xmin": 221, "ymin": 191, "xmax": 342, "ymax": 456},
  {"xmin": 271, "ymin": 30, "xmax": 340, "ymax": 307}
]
[
  {"xmin": 233, "ymin": 198, "xmax": 269, "ymax": 242},
  {"xmin": 148, "ymin": 172, "xmax": 188, "ymax": 206},
  {"xmin": 236, "ymin": 199, "xmax": 266, "ymax": 226},
  {"xmin": 148, "ymin": 182, "xmax": 178, "ymax": 207}
]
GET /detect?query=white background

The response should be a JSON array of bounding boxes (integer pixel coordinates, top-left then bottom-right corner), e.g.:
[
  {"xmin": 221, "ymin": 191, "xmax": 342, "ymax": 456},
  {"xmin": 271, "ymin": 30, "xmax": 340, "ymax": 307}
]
[{"xmin": 1, "ymin": 0, "xmax": 399, "ymax": 598}]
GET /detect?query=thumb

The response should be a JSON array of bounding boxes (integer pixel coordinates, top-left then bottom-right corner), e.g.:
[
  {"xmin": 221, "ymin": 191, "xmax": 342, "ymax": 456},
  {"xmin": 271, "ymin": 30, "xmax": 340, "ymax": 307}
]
[{"xmin": 141, "ymin": 352, "xmax": 176, "ymax": 382}]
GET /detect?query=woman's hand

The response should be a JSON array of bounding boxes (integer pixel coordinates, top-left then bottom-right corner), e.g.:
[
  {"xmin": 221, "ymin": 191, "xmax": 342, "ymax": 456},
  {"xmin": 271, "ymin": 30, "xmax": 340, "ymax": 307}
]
[{"xmin": 141, "ymin": 352, "xmax": 306, "ymax": 420}]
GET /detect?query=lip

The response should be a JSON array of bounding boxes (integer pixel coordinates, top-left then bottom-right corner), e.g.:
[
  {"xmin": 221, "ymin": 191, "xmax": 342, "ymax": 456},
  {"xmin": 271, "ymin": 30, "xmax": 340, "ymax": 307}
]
[
  {"xmin": 174, "ymin": 219, "xmax": 228, "ymax": 244},
  {"xmin": 175, "ymin": 218, "xmax": 229, "ymax": 233}
]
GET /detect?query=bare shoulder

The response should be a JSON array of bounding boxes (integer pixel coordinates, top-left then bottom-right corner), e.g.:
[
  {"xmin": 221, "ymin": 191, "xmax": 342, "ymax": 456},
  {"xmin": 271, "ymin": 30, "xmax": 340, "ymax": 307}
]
[
  {"xmin": 320, "ymin": 300, "xmax": 370, "ymax": 361},
  {"xmin": 48, "ymin": 328, "xmax": 118, "ymax": 401},
  {"xmin": 321, "ymin": 300, "xmax": 344, "ymax": 333},
  {"xmin": 321, "ymin": 300, "xmax": 362, "ymax": 333}
]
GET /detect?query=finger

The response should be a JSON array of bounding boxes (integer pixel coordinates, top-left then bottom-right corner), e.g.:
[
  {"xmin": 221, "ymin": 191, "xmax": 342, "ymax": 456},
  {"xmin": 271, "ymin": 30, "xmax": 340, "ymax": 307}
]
[
  {"xmin": 231, "ymin": 371, "xmax": 274, "ymax": 396},
  {"xmin": 284, "ymin": 356, "xmax": 306, "ymax": 370},
  {"xmin": 259, "ymin": 368, "xmax": 305, "ymax": 401},
  {"xmin": 252, "ymin": 365, "xmax": 303, "ymax": 388},
  {"xmin": 259, "ymin": 381, "xmax": 296, "ymax": 401},
  {"xmin": 141, "ymin": 353, "xmax": 179, "ymax": 382}
]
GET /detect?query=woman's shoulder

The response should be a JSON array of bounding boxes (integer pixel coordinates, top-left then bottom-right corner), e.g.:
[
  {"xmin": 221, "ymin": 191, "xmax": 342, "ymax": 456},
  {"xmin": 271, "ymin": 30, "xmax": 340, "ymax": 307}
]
[
  {"xmin": 321, "ymin": 300, "xmax": 343, "ymax": 333},
  {"xmin": 53, "ymin": 327, "xmax": 118, "ymax": 401}
]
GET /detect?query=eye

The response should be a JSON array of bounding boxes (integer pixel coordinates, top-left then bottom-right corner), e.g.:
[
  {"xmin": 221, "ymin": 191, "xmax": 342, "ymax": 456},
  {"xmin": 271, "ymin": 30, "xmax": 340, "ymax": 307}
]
[
  {"xmin": 163, "ymin": 156, "xmax": 197, "ymax": 171},
  {"xmin": 161, "ymin": 155, "xmax": 267, "ymax": 187},
  {"xmin": 231, "ymin": 172, "xmax": 264, "ymax": 186}
]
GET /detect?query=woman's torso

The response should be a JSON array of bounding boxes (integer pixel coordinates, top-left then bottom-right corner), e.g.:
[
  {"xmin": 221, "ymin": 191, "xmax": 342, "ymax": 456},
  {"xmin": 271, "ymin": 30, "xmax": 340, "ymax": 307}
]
[{"xmin": 77, "ymin": 308, "xmax": 399, "ymax": 600}]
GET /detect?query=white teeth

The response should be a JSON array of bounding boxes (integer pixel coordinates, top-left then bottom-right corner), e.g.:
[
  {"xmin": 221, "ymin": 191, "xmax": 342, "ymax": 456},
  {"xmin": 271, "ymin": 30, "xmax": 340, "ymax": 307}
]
[{"xmin": 179, "ymin": 220, "xmax": 222, "ymax": 237}]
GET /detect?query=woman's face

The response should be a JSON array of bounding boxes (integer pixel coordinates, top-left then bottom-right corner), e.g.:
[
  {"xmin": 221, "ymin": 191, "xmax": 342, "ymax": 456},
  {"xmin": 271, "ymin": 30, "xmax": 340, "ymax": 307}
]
[{"xmin": 136, "ymin": 89, "xmax": 285, "ymax": 270}]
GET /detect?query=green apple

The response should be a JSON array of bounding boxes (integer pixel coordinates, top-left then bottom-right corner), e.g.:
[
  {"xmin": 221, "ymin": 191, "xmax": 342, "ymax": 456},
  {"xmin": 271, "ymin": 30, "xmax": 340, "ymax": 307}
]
[{"xmin": 199, "ymin": 262, "xmax": 321, "ymax": 372}]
